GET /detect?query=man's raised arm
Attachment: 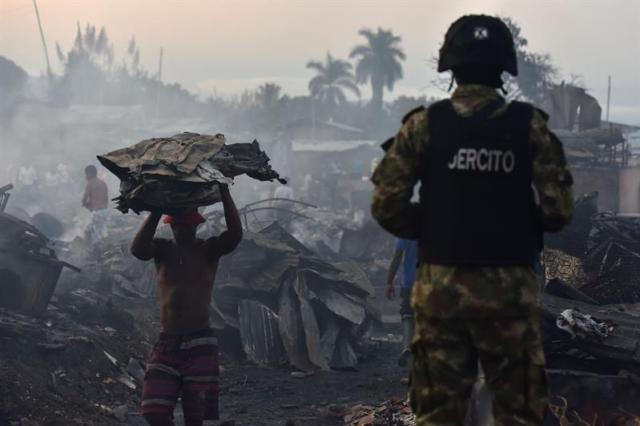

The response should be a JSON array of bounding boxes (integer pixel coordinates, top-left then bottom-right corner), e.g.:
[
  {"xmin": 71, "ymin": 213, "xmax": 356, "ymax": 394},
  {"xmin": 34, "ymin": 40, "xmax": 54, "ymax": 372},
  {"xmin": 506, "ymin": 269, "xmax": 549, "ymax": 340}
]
[
  {"xmin": 206, "ymin": 184, "xmax": 243, "ymax": 258},
  {"xmin": 131, "ymin": 211, "xmax": 162, "ymax": 260}
]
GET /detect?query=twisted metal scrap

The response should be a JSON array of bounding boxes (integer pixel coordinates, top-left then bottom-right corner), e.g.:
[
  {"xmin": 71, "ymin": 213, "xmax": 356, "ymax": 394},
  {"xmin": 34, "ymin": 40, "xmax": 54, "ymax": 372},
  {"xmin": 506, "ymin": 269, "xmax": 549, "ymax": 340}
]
[{"xmin": 98, "ymin": 132, "xmax": 285, "ymax": 213}]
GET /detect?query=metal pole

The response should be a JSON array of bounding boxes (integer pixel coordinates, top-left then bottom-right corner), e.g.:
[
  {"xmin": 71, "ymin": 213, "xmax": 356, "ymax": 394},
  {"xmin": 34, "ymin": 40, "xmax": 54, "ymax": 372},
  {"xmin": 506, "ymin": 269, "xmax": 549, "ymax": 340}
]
[
  {"xmin": 606, "ymin": 75, "xmax": 611, "ymax": 123},
  {"xmin": 311, "ymin": 97, "xmax": 316, "ymax": 141},
  {"xmin": 157, "ymin": 48, "xmax": 163, "ymax": 81},
  {"xmin": 32, "ymin": 0, "xmax": 52, "ymax": 78}
]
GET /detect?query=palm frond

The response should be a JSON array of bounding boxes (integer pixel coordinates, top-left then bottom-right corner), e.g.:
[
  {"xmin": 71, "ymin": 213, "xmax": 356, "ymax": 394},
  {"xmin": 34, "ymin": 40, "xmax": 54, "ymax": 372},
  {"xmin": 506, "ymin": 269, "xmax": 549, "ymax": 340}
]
[
  {"xmin": 387, "ymin": 47, "xmax": 406, "ymax": 60},
  {"xmin": 354, "ymin": 56, "xmax": 373, "ymax": 84},
  {"xmin": 306, "ymin": 60, "xmax": 325, "ymax": 72},
  {"xmin": 349, "ymin": 45, "xmax": 371, "ymax": 58},
  {"xmin": 334, "ymin": 77, "xmax": 361, "ymax": 96}
]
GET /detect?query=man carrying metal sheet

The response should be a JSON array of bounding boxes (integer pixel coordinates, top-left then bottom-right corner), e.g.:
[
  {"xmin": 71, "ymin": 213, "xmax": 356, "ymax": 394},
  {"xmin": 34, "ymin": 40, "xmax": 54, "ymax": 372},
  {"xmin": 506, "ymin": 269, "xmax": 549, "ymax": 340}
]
[{"xmin": 131, "ymin": 183, "xmax": 242, "ymax": 426}]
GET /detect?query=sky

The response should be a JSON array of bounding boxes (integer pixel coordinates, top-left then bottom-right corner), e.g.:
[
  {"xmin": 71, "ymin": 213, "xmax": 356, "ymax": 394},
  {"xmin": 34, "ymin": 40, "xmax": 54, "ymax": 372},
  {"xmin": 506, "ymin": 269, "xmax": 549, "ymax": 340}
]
[{"xmin": 1, "ymin": 0, "xmax": 639, "ymax": 124}]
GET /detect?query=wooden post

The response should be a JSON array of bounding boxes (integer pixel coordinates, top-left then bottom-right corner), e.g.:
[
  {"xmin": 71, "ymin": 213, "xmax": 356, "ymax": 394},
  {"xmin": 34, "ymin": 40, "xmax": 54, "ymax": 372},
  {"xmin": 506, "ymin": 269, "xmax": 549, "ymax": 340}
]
[{"xmin": 32, "ymin": 0, "xmax": 52, "ymax": 78}]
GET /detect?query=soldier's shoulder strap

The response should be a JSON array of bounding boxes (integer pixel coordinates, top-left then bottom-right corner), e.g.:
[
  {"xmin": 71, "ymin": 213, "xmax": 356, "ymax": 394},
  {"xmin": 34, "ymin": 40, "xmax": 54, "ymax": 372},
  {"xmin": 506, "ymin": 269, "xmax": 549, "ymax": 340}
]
[
  {"xmin": 401, "ymin": 105, "xmax": 427, "ymax": 124},
  {"xmin": 534, "ymin": 106, "xmax": 550, "ymax": 121},
  {"xmin": 381, "ymin": 105, "xmax": 429, "ymax": 152},
  {"xmin": 509, "ymin": 101, "xmax": 549, "ymax": 121},
  {"xmin": 381, "ymin": 137, "xmax": 394, "ymax": 152},
  {"xmin": 425, "ymin": 99, "xmax": 453, "ymax": 112}
]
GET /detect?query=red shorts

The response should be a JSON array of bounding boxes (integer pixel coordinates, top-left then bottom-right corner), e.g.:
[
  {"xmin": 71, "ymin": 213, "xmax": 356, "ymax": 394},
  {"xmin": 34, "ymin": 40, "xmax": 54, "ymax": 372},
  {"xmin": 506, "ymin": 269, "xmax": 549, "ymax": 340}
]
[{"xmin": 141, "ymin": 328, "xmax": 219, "ymax": 423}]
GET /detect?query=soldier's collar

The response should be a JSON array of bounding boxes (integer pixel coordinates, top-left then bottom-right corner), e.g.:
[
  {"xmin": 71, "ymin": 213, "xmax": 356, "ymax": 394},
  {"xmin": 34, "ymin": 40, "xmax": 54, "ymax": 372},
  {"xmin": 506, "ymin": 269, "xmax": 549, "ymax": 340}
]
[{"xmin": 452, "ymin": 84, "xmax": 501, "ymax": 100}]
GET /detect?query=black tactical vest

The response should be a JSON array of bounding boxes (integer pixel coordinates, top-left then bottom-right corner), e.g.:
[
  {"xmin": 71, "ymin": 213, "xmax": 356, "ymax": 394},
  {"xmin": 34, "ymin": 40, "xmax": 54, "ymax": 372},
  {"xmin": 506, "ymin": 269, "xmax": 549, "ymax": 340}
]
[{"xmin": 419, "ymin": 99, "xmax": 541, "ymax": 265}]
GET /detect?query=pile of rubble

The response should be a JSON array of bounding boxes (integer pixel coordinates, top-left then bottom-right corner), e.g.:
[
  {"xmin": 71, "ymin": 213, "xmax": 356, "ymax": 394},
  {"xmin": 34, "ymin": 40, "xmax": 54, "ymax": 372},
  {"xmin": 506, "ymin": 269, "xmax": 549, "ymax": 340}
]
[
  {"xmin": 540, "ymin": 194, "xmax": 640, "ymax": 419},
  {"xmin": 0, "ymin": 209, "xmax": 78, "ymax": 315},
  {"xmin": 343, "ymin": 399, "xmax": 414, "ymax": 426},
  {"xmin": 539, "ymin": 291, "xmax": 640, "ymax": 375},
  {"xmin": 0, "ymin": 193, "xmax": 168, "ymax": 424},
  {"xmin": 580, "ymin": 212, "xmax": 640, "ymax": 303},
  {"xmin": 214, "ymin": 222, "xmax": 380, "ymax": 371},
  {"xmin": 0, "ymin": 288, "xmax": 152, "ymax": 425},
  {"xmin": 54, "ymin": 208, "xmax": 384, "ymax": 373},
  {"xmin": 545, "ymin": 193, "xmax": 640, "ymax": 305}
]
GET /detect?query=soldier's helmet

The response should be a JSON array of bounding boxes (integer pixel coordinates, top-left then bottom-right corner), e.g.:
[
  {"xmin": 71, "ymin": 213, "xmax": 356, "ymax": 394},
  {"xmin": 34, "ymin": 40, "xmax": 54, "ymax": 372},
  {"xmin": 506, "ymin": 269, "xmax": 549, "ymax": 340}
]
[{"xmin": 438, "ymin": 15, "xmax": 518, "ymax": 76}]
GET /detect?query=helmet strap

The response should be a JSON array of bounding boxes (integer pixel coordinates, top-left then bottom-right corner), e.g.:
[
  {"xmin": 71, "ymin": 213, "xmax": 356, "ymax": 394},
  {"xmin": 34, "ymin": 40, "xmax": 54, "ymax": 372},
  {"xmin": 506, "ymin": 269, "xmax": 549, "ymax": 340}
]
[{"xmin": 447, "ymin": 74, "xmax": 455, "ymax": 92}]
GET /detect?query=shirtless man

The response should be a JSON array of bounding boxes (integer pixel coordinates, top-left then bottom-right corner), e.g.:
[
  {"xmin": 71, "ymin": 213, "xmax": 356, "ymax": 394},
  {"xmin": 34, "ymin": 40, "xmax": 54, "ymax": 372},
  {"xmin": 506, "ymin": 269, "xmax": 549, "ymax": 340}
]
[
  {"xmin": 131, "ymin": 184, "xmax": 242, "ymax": 426},
  {"xmin": 81, "ymin": 165, "xmax": 109, "ymax": 242}
]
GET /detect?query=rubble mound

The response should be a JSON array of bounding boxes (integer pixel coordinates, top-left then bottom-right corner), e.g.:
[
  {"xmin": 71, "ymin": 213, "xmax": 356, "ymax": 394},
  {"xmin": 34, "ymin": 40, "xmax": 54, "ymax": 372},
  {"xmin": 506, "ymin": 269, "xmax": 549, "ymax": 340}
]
[
  {"xmin": 215, "ymin": 222, "xmax": 380, "ymax": 371},
  {"xmin": 0, "ymin": 211, "xmax": 76, "ymax": 315},
  {"xmin": 581, "ymin": 213, "xmax": 640, "ymax": 304},
  {"xmin": 0, "ymin": 290, "xmax": 152, "ymax": 425},
  {"xmin": 343, "ymin": 399, "xmax": 415, "ymax": 426}
]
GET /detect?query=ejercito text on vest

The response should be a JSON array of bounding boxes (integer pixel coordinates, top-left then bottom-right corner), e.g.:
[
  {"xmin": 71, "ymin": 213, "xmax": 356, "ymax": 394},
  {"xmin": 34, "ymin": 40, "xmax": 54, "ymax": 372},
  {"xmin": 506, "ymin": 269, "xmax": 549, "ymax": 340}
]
[{"xmin": 419, "ymin": 99, "xmax": 542, "ymax": 266}]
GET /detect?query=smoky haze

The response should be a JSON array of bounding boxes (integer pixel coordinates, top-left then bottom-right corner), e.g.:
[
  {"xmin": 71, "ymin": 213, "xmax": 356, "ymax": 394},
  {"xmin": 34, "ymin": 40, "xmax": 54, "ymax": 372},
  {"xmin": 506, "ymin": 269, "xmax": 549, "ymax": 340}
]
[
  {"xmin": 3, "ymin": 3, "xmax": 640, "ymax": 424},
  {"xmin": 2, "ymin": 0, "xmax": 639, "ymax": 122},
  {"xmin": 0, "ymin": 0, "xmax": 639, "ymax": 235}
]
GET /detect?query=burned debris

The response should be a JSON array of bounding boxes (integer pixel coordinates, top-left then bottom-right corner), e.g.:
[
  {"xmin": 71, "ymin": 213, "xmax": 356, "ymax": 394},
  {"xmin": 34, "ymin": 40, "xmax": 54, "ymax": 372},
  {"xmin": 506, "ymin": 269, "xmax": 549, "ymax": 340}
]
[
  {"xmin": 581, "ymin": 213, "xmax": 640, "ymax": 304},
  {"xmin": 343, "ymin": 399, "xmax": 415, "ymax": 426},
  {"xmin": 545, "ymin": 194, "xmax": 640, "ymax": 306},
  {"xmin": 97, "ymin": 132, "xmax": 285, "ymax": 213},
  {"xmin": 214, "ymin": 222, "xmax": 380, "ymax": 371},
  {"xmin": 0, "ymin": 278, "xmax": 152, "ymax": 425},
  {"xmin": 0, "ymin": 188, "xmax": 78, "ymax": 316},
  {"xmin": 2, "ymin": 5, "xmax": 640, "ymax": 425},
  {"xmin": 538, "ymin": 193, "xmax": 640, "ymax": 422},
  {"xmin": 0, "ymin": 170, "xmax": 394, "ymax": 425}
]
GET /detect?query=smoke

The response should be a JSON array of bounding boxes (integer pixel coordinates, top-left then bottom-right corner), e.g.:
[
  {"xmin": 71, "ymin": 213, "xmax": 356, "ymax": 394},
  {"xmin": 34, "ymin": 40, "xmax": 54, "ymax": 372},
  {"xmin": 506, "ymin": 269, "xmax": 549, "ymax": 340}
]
[{"xmin": 0, "ymin": 22, "xmax": 412, "ymax": 238}]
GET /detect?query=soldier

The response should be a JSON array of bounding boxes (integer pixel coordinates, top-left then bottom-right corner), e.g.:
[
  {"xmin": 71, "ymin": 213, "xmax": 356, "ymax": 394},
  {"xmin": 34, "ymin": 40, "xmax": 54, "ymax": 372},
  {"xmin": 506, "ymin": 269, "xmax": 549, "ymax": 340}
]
[{"xmin": 371, "ymin": 15, "xmax": 574, "ymax": 426}]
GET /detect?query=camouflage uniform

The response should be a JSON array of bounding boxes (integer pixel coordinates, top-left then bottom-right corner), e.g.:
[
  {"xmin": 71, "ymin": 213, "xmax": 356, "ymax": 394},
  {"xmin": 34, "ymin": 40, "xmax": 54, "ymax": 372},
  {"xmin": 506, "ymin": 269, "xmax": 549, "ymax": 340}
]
[{"xmin": 371, "ymin": 84, "xmax": 574, "ymax": 426}]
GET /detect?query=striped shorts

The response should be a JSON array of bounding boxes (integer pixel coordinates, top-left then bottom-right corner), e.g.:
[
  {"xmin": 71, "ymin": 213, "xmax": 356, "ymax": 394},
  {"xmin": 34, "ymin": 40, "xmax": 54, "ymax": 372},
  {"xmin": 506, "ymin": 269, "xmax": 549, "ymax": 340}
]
[{"xmin": 141, "ymin": 328, "xmax": 219, "ymax": 423}]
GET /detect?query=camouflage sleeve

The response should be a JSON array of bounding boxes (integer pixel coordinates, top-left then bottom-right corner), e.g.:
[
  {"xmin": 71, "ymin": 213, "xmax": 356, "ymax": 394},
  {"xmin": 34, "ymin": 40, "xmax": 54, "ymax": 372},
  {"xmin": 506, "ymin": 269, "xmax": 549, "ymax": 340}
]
[
  {"xmin": 530, "ymin": 110, "xmax": 575, "ymax": 232},
  {"xmin": 371, "ymin": 110, "xmax": 428, "ymax": 239}
]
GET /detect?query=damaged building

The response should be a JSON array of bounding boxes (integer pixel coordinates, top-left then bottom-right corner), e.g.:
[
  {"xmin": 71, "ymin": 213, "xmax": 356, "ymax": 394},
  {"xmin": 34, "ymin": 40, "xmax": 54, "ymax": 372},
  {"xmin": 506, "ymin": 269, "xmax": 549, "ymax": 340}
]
[{"xmin": 545, "ymin": 84, "xmax": 640, "ymax": 213}]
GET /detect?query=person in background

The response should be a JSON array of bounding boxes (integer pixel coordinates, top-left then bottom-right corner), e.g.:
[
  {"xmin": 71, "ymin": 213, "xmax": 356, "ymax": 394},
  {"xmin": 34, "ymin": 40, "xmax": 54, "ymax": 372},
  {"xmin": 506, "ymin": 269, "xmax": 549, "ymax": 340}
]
[
  {"xmin": 131, "ymin": 184, "xmax": 242, "ymax": 426},
  {"xmin": 17, "ymin": 165, "xmax": 37, "ymax": 187},
  {"xmin": 81, "ymin": 165, "xmax": 109, "ymax": 242},
  {"xmin": 386, "ymin": 238, "xmax": 418, "ymax": 366}
]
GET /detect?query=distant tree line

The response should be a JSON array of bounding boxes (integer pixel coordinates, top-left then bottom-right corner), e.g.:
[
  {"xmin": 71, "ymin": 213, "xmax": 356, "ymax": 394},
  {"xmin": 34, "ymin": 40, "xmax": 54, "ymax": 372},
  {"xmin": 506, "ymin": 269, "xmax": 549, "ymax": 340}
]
[{"xmin": 0, "ymin": 17, "xmax": 561, "ymax": 140}]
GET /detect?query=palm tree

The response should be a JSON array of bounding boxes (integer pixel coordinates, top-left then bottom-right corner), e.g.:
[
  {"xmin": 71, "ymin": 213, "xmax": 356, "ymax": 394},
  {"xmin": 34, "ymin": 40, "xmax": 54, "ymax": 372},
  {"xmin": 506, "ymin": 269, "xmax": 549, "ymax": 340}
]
[
  {"xmin": 256, "ymin": 82, "xmax": 283, "ymax": 110},
  {"xmin": 350, "ymin": 28, "xmax": 405, "ymax": 111},
  {"xmin": 255, "ymin": 82, "xmax": 286, "ymax": 132},
  {"xmin": 306, "ymin": 52, "xmax": 360, "ymax": 110}
]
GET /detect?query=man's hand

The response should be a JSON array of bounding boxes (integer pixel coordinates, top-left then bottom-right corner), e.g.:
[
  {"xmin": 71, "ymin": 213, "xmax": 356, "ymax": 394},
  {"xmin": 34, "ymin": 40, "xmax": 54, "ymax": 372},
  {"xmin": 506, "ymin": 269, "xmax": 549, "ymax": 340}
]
[
  {"xmin": 385, "ymin": 284, "xmax": 396, "ymax": 300},
  {"xmin": 131, "ymin": 211, "xmax": 162, "ymax": 260},
  {"xmin": 205, "ymin": 182, "xmax": 242, "ymax": 258}
]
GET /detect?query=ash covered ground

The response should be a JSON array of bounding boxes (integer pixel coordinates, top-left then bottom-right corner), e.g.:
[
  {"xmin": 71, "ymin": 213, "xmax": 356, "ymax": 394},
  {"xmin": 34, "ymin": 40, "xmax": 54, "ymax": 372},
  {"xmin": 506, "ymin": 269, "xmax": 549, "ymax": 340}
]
[
  {"xmin": 2, "ymin": 196, "xmax": 640, "ymax": 426},
  {"xmin": 2, "ymin": 4, "xmax": 640, "ymax": 424},
  {"xmin": 0, "ymin": 292, "xmax": 409, "ymax": 426}
]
